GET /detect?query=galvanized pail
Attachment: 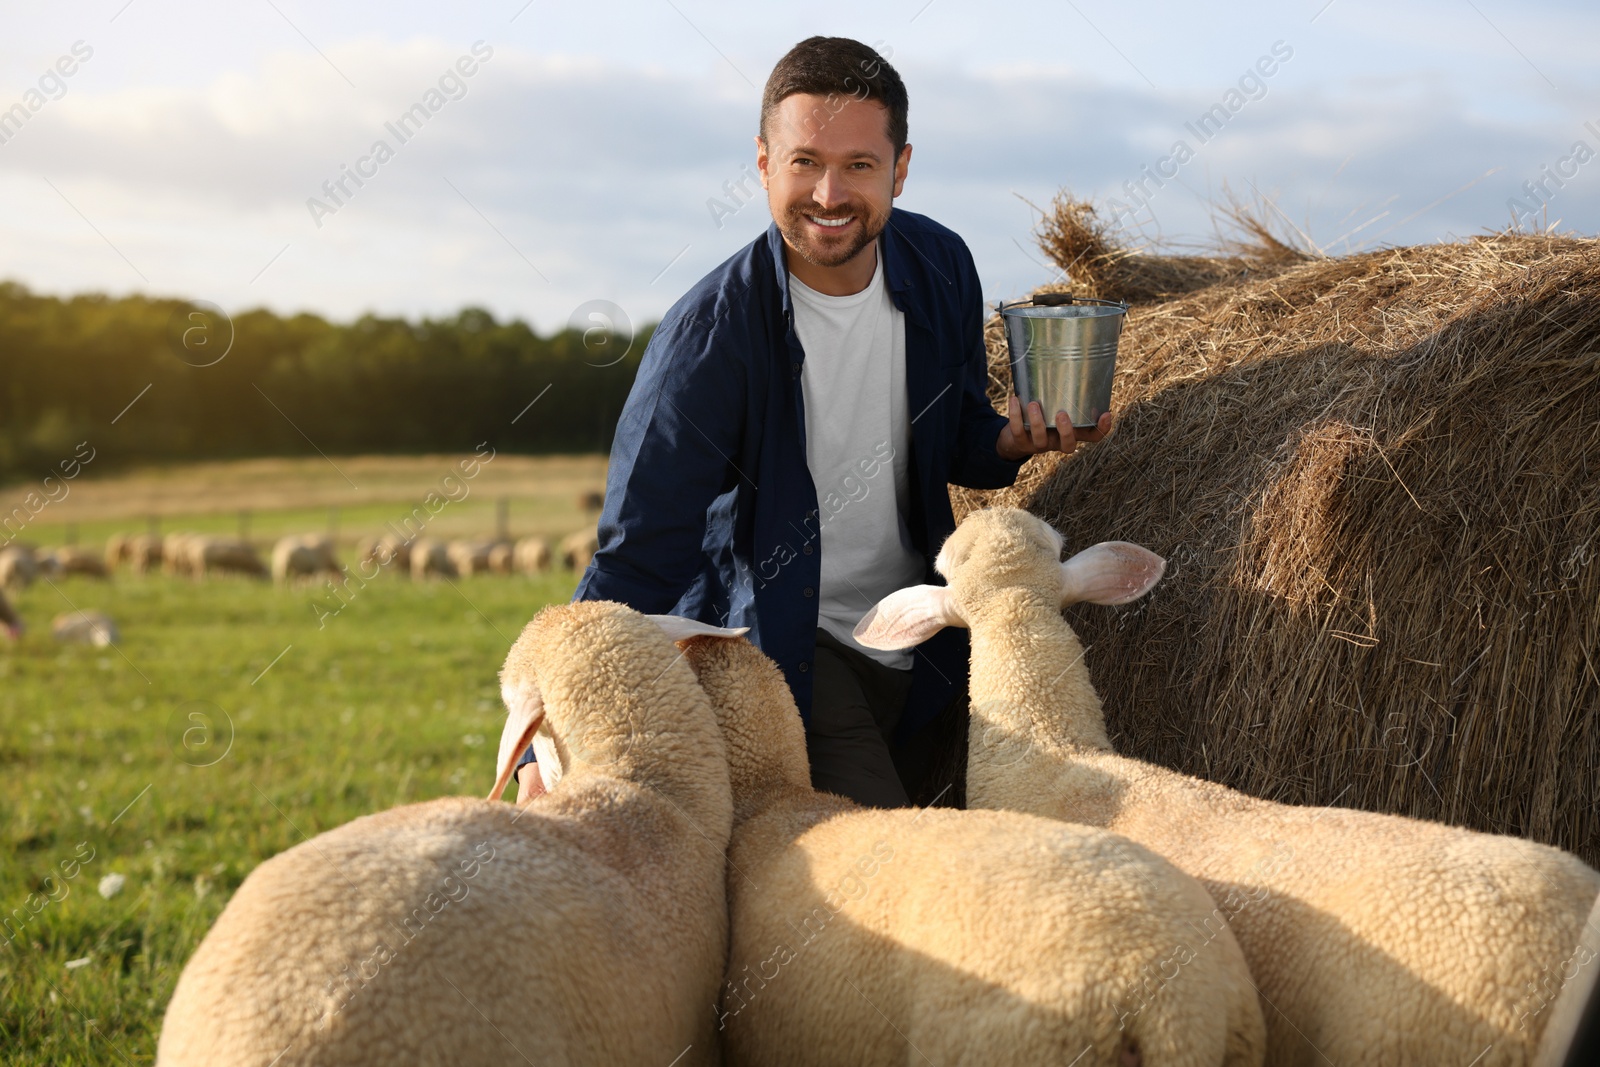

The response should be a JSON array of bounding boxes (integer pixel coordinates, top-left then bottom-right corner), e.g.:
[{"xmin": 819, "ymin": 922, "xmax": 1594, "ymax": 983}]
[{"xmin": 997, "ymin": 293, "xmax": 1129, "ymax": 430}]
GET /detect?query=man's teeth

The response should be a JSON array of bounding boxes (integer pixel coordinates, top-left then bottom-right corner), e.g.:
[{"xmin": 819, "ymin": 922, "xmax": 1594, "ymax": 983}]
[{"xmin": 808, "ymin": 215, "xmax": 852, "ymax": 228}]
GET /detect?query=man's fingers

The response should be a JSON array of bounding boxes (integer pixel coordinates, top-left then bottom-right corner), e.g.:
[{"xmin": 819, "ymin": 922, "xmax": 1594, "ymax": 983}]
[
  {"xmin": 1007, "ymin": 394, "xmax": 1026, "ymax": 440},
  {"xmin": 1028, "ymin": 401, "xmax": 1050, "ymax": 449},
  {"xmin": 1055, "ymin": 410, "xmax": 1078, "ymax": 454}
]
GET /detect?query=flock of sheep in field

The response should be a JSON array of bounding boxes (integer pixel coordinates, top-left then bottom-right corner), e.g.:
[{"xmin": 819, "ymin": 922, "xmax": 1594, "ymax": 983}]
[
  {"xmin": 0, "ymin": 502, "xmax": 600, "ymax": 646},
  {"xmin": 150, "ymin": 506, "xmax": 1600, "ymax": 1067}
]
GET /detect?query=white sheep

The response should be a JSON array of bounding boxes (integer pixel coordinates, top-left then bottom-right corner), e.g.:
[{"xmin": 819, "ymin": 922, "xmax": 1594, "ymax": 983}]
[
  {"xmin": 158, "ymin": 601, "xmax": 733, "ymax": 1066},
  {"xmin": 0, "ymin": 545, "xmax": 38, "ymax": 589},
  {"xmin": 486, "ymin": 541, "xmax": 515, "ymax": 575},
  {"xmin": 408, "ymin": 537, "xmax": 456, "ymax": 580},
  {"xmin": 127, "ymin": 534, "xmax": 165, "ymax": 575},
  {"xmin": 44, "ymin": 546, "xmax": 111, "ymax": 579},
  {"xmin": 356, "ymin": 533, "xmax": 412, "ymax": 575},
  {"xmin": 857, "ymin": 506, "xmax": 1600, "ymax": 1067},
  {"xmin": 271, "ymin": 535, "xmax": 339, "ymax": 585},
  {"xmin": 513, "ymin": 535, "xmax": 552, "ymax": 576},
  {"xmin": 445, "ymin": 539, "xmax": 493, "ymax": 577},
  {"xmin": 558, "ymin": 527, "xmax": 598, "ymax": 571},
  {"xmin": 659, "ymin": 619, "xmax": 1265, "ymax": 1067},
  {"xmin": 52, "ymin": 609, "xmax": 119, "ymax": 646},
  {"xmin": 0, "ymin": 587, "xmax": 21, "ymax": 639}
]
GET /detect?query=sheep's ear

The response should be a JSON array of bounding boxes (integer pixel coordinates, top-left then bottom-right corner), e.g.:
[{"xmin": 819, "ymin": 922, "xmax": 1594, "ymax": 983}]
[
  {"xmin": 1060, "ymin": 542, "xmax": 1166, "ymax": 606},
  {"xmin": 854, "ymin": 586, "xmax": 964, "ymax": 650},
  {"xmin": 644, "ymin": 615, "xmax": 750, "ymax": 642},
  {"xmin": 489, "ymin": 684, "xmax": 546, "ymax": 801}
]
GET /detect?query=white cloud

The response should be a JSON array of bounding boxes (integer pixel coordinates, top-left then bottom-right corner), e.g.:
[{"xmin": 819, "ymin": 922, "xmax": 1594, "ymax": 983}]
[{"xmin": 0, "ymin": 23, "xmax": 1595, "ymax": 331}]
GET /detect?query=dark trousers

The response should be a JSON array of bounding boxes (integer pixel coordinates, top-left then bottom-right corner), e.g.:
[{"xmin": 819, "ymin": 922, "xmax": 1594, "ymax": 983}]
[{"xmin": 806, "ymin": 628, "xmax": 915, "ymax": 808}]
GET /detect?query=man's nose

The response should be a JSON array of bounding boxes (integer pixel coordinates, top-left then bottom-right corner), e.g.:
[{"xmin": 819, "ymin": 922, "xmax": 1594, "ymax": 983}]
[{"xmin": 811, "ymin": 166, "xmax": 851, "ymax": 209}]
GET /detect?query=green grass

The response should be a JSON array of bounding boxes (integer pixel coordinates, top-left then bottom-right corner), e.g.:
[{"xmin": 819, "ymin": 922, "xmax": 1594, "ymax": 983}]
[{"xmin": 0, "ymin": 568, "xmax": 577, "ymax": 1064}]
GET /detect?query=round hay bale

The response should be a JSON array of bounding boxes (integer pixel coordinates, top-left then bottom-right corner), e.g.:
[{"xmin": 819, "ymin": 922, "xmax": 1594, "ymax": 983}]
[{"xmin": 958, "ymin": 207, "xmax": 1600, "ymax": 863}]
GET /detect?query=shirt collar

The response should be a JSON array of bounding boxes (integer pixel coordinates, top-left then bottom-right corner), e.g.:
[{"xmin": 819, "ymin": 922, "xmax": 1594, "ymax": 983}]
[{"xmin": 766, "ymin": 210, "xmax": 920, "ymax": 321}]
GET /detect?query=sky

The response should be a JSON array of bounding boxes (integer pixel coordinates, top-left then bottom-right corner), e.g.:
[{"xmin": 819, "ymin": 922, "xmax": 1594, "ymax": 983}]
[{"xmin": 1, "ymin": 0, "xmax": 1597, "ymax": 334}]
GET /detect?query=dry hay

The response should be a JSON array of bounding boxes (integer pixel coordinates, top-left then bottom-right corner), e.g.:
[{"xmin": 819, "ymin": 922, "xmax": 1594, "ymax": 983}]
[{"xmin": 956, "ymin": 193, "xmax": 1600, "ymax": 862}]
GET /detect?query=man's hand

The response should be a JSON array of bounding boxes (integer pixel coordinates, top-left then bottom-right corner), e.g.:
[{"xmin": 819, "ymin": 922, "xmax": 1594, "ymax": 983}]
[
  {"xmin": 996, "ymin": 395, "xmax": 1112, "ymax": 461},
  {"xmin": 515, "ymin": 765, "xmax": 547, "ymax": 805}
]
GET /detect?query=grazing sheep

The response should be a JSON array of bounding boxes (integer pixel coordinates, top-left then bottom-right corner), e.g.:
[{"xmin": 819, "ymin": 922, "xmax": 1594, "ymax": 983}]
[
  {"xmin": 127, "ymin": 534, "xmax": 165, "ymax": 575},
  {"xmin": 486, "ymin": 542, "xmax": 515, "ymax": 575},
  {"xmin": 271, "ymin": 535, "xmax": 339, "ymax": 585},
  {"xmin": 660, "ymin": 620, "xmax": 1265, "ymax": 1067},
  {"xmin": 408, "ymin": 538, "xmax": 456, "ymax": 580},
  {"xmin": 445, "ymin": 540, "xmax": 493, "ymax": 577},
  {"xmin": 577, "ymin": 489, "xmax": 604, "ymax": 513},
  {"xmin": 558, "ymin": 527, "xmax": 599, "ymax": 571},
  {"xmin": 857, "ymin": 507, "xmax": 1600, "ymax": 1067},
  {"xmin": 356, "ymin": 533, "xmax": 412, "ymax": 575},
  {"xmin": 0, "ymin": 545, "xmax": 39, "ymax": 589},
  {"xmin": 0, "ymin": 588, "xmax": 21, "ymax": 639},
  {"xmin": 186, "ymin": 537, "xmax": 268, "ymax": 579},
  {"xmin": 159, "ymin": 602, "xmax": 732, "ymax": 1066},
  {"xmin": 513, "ymin": 535, "xmax": 551, "ymax": 576},
  {"xmin": 104, "ymin": 533, "xmax": 131, "ymax": 570},
  {"xmin": 162, "ymin": 533, "xmax": 199, "ymax": 577},
  {"xmin": 52, "ymin": 610, "xmax": 119, "ymax": 646},
  {"xmin": 42, "ymin": 546, "xmax": 110, "ymax": 579}
]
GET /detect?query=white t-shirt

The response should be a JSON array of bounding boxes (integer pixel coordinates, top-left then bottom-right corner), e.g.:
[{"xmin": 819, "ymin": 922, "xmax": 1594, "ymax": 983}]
[{"xmin": 790, "ymin": 243, "xmax": 925, "ymax": 669}]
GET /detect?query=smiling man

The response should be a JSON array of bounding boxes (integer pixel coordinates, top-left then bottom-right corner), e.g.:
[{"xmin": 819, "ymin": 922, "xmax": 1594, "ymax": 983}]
[{"xmin": 517, "ymin": 36, "xmax": 1105, "ymax": 807}]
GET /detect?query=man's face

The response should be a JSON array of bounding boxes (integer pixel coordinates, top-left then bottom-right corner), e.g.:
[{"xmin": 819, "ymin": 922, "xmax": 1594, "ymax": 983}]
[{"xmin": 756, "ymin": 93, "xmax": 911, "ymax": 270}]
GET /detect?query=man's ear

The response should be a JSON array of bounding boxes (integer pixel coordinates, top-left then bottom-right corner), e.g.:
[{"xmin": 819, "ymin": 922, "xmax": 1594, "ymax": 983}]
[
  {"xmin": 754, "ymin": 135, "xmax": 771, "ymax": 189},
  {"xmin": 853, "ymin": 585, "xmax": 964, "ymax": 650},
  {"xmin": 892, "ymin": 142, "xmax": 911, "ymax": 198},
  {"xmin": 1060, "ymin": 542, "xmax": 1166, "ymax": 606}
]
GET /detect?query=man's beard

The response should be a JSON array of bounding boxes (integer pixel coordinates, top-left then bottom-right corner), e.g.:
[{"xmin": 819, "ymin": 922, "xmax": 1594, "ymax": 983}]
[{"xmin": 776, "ymin": 201, "xmax": 891, "ymax": 269}]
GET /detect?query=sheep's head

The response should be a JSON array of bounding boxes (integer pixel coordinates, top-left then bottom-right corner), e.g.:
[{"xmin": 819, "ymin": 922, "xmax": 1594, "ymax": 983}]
[
  {"xmin": 489, "ymin": 602, "xmax": 740, "ymax": 802},
  {"xmin": 854, "ymin": 507, "xmax": 1166, "ymax": 650}
]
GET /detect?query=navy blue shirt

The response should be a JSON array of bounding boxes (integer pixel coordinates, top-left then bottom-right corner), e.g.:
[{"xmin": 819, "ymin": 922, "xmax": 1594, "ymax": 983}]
[{"xmin": 573, "ymin": 209, "xmax": 1024, "ymax": 736}]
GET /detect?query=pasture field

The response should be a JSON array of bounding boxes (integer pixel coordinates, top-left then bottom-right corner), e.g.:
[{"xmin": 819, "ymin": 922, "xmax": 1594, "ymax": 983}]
[
  {"xmin": 0, "ymin": 455, "xmax": 594, "ymax": 1065},
  {"xmin": 4, "ymin": 452, "xmax": 610, "ymax": 550}
]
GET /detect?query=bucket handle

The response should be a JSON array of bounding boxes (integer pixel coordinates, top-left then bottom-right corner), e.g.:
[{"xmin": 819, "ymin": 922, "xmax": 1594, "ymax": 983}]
[{"xmin": 995, "ymin": 294, "xmax": 1129, "ymax": 314}]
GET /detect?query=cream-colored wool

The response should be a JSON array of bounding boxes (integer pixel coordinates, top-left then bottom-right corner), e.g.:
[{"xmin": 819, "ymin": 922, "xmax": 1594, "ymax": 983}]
[
  {"xmin": 671, "ymin": 629, "xmax": 1265, "ymax": 1067},
  {"xmin": 860, "ymin": 507, "xmax": 1600, "ymax": 1067},
  {"xmin": 158, "ymin": 601, "xmax": 733, "ymax": 1067},
  {"xmin": 270, "ymin": 535, "xmax": 339, "ymax": 585}
]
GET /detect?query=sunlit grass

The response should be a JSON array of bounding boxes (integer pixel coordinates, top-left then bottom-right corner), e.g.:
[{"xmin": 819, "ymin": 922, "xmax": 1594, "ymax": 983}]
[{"xmin": 0, "ymin": 568, "xmax": 576, "ymax": 1065}]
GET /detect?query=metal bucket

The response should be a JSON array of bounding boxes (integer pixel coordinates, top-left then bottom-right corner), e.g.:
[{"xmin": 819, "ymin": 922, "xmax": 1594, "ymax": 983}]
[{"xmin": 997, "ymin": 293, "xmax": 1128, "ymax": 430}]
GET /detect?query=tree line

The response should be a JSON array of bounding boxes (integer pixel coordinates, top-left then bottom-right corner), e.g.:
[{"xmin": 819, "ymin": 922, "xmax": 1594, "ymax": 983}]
[{"xmin": 0, "ymin": 281, "xmax": 649, "ymax": 483}]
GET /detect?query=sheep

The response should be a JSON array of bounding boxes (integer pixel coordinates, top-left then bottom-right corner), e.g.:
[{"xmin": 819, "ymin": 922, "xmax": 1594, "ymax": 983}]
[
  {"xmin": 42, "ymin": 546, "xmax": 110, "ymax": 579},
  {"xmin": 104, "ymin": 532, "xmax": 131, "ymax": 570},
  {"xmin": 657, "ymin": 619, "xmax": 1265, "ymax": 1067},
  {"xmin": 158, "ymin": 601, "xmax": 733, "ymax": 1066},
  {"xmin": 408, "ymin": 537, "xmax": 456, "ymax": 580},
  {"xmin": 271, "ymin": 535, "xmax": 339, "ymax": 585},
  {"xmin": 558, "ymin": 527, "xmax": 599, "ymax": 571},
  {"xmin": 162, "ymin": 532, "xmax": 198, "ymax": 577},
  {"xmin": 186, "ymin": 537, "xmax": 268, "ymax": 579},
  {"xmin": 577, "ymin": 489, "xmax": 604, "ymax": 513},
  {"xmin": 856, "ymin": 506, "xmax": 1600, "ymax": 1067},
  {"xmin": 445, "ymin": 539, "xmax": 493, "ymax": 577},
  {"xmin": 52, "ymin": 609, "xmax": 119, "ymax": 646},
  {"xmin": 127, "ymin": 534, "xmax": 165, "ymax": 575},
  {"xmin": 356, "ymin": 533, "xmax": 412, "ymax": 575},
  {"xmin": 486, "ymin": 541, "xmax": 515, "ymax": 575},
  {"xmin": 0, "ymin": 587, "xmax": 21, "ymax": 639},
  {"xmin": 0, "ymin": 545, "xmax": 39, "ymax": 589},
  {"xmin": 513, "ymin": 535, "xmax": 552, "ymax": 576}
]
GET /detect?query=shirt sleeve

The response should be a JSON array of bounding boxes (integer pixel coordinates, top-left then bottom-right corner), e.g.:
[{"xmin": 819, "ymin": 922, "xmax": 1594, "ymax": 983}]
[
  {"xmin": 948, "ymin": 249, "xmax": 1026, "ymax": 490},
  {"xmin": 575, "ymin": 313, "xmax": 748, "ymax": 611}
]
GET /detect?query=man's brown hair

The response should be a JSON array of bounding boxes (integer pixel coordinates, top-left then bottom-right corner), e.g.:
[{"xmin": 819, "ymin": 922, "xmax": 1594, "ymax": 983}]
[{"xmin": 760, "ymin": 37, "xmax": 908, "ymax": 157}]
